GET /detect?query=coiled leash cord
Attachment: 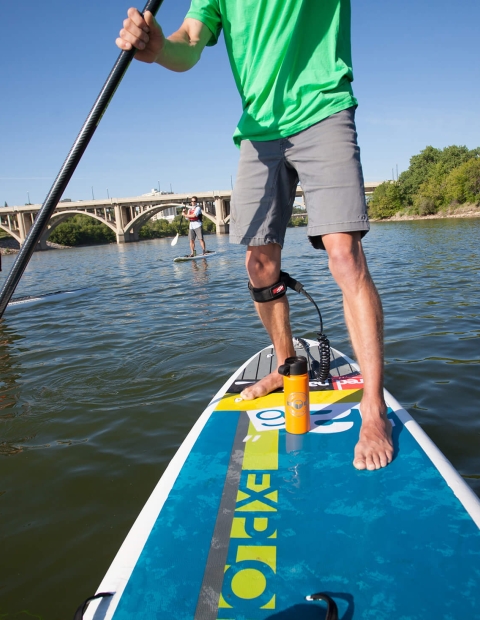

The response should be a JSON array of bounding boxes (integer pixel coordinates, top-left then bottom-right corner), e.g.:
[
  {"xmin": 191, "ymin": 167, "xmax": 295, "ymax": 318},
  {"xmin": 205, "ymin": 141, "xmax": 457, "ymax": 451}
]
[{"xmin": 280, "ymin": 271, "xmax": 331, "ymax": 384}]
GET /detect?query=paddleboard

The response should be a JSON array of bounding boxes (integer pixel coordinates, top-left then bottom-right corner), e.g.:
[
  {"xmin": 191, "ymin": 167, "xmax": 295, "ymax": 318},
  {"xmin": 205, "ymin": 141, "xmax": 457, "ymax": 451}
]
[
  {"xmin": 173, "ymin": 251, "xmax": 217, "ymax": 262},
  {"xmin": 83, "ymin": 338, "xmax": 480, "ymax": 620},
  {"xmin": 5, "ymin": 287, "xmax": 97, "ymax": 311}
]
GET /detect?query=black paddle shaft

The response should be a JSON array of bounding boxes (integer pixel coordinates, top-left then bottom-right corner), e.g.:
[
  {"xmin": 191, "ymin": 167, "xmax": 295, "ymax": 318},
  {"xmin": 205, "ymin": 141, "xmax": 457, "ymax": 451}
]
[{"xmin": 0, "ymin": 0, "xmax": 164, "ymax": 318}]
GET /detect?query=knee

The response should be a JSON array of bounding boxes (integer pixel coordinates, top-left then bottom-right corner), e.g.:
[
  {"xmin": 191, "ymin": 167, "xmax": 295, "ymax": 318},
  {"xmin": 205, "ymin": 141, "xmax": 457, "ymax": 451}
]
[
  {"xmin": 328, "ymin": 243, "xmax": 368, "ymax": 288},
  {"xmin": 246, "ymin": 247, "xmax": 281, "ymax": 288}
]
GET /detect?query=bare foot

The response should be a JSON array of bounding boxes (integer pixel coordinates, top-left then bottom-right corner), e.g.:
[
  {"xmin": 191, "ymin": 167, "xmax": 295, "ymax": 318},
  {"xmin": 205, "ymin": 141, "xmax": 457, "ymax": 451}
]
[
  {"xmin": 353, "ymin": 406, "xmax": 394, "ymax": 471},
  {"xmin": 240, "ymin": 370, "xmax": 283, "ymax": 400}
]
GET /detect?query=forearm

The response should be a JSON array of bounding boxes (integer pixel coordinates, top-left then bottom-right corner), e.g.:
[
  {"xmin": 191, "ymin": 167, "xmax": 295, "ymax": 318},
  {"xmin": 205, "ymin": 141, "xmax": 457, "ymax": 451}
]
[
  {"xmin": 156, "ymin": 31, "xmax": 203, "ymax": 72},
  {"xmin": 117, "ymin": 12, "xmax": 210, "ymax": 71}
]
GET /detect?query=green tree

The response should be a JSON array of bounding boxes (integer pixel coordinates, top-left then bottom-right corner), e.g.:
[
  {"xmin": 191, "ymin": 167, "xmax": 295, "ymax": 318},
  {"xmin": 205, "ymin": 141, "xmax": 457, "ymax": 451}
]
[
  {"xmin": 171, "ymin": 214, "xmax": 188, "ymax": 235},
  {"xmin": 368, "ymin": 182, "xmax": 404, "ymax": 219},
  {"xmin": 413, "ymin": 162, "xmax": 449, "ymax": 214},
  {"xmin": 139, "ymin": 218, "xmax": 173, "ymax": 239},
  {"xmin": 397, "ymin": 146, "xmax": 441, "ymax": 205},
  {"xmin": 398, "ymin": 145, "xmax": 480, "ymax": 207},
  {"xmin": 50, "ymin": 214, "xmax": 115, "ymax": 246},
  {"xmin": 203, "ymin": 216, "xmax": 216, "ymax": 233},
  {"xmin": 444, "ymin": 158, "xmax": 480, "ymax": 205}
]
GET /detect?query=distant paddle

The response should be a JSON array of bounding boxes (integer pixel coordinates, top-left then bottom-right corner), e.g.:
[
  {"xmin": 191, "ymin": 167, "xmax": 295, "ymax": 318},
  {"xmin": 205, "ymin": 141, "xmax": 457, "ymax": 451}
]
[
  {"xmin": 171, "ymin": 233, "xmax": 179, "ymax": 246},
  {"xmin": 0, "ymin": 0, "xmax": 165, "ymax": 319}
]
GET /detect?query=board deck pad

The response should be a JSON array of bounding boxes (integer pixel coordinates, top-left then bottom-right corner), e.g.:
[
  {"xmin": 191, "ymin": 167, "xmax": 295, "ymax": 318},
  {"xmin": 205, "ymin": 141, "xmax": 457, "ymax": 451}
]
[{"xmin": 88, "ymin": 339, "xmax": 480, "ymax": 620}]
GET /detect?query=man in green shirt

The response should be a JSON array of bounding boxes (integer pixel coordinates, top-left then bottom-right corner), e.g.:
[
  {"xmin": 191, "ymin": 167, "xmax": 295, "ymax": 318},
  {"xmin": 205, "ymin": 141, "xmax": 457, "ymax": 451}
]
[{"xmin": 116, "ymin": 1, "xmax": 393, "ymax": 471}]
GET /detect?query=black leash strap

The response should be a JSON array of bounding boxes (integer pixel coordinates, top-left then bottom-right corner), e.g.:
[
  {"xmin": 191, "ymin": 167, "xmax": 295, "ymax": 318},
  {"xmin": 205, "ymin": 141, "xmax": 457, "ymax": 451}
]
[{"xmin": 73, "ymin": 592, "xmax": 114, "ymax": 620}]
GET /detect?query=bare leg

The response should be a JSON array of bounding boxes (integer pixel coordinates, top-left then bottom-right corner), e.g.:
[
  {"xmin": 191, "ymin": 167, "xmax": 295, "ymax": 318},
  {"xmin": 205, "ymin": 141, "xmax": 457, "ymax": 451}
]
[
  {"xmin": 189, "ymin": 236, "xmax": 195, "ymax": 256},
  {"xmin": 240, "ymin": 244, "xmax": 295, "ymax": 400},
  {"xmin": 200, "ymin": 238, "xmax": 206, "ymax": 253},
  {"xmin": 322, "ymin": 232, "xmax": 393, "ymax": 471}
]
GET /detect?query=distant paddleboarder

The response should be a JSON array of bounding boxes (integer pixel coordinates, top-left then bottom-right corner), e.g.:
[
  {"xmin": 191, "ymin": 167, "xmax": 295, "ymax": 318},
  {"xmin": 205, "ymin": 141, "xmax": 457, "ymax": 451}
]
[{"xmin": 182, "ymin": 196, "xmax": 207, "ymax": 257}]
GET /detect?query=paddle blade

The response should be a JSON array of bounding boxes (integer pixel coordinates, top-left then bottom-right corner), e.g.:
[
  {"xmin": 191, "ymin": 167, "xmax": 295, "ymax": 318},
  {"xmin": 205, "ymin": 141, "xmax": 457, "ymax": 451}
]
[{"xmin": 171, "ymin": 233, "xmax": 179, "ymax": 246}]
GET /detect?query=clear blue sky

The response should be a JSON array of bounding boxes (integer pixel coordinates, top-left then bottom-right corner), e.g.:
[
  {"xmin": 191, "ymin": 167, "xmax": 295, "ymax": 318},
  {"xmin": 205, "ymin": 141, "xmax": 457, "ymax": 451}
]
[{"xmin": 1, "ymin": 0, "xmax": 479, "ymax": 206}]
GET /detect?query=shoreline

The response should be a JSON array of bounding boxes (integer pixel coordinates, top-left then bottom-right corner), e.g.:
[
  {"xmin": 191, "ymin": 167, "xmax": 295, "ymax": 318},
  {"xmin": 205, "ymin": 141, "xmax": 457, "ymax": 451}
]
[
  {"xmin": 370, "ymin": 204, "xmax": 480, "ymax": 223},
  {"xmin": 0, "ymin": 239, "xmax": 75, "ymax": 255}
]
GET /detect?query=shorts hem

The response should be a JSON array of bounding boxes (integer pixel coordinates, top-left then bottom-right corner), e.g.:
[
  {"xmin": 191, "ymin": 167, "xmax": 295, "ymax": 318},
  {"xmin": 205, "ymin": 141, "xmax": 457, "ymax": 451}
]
[
  {"xmin": 229, "ymin": 236, "xmax": 284, "ymax": 248},
  {"xmin": 307, "ymin": 221, "xmax": 370, "ymax": 238}
]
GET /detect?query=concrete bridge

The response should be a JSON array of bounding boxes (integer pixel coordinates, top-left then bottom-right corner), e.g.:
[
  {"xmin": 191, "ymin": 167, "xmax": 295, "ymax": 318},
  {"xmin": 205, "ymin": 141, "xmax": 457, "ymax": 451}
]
[{"xmin": 1, "ymin": 183, "xmax": 382, "ymax": 249}]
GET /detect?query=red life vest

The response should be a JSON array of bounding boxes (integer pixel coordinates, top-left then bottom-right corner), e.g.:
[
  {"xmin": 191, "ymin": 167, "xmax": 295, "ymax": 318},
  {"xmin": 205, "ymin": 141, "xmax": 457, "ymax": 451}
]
[{"xmin": 186, "ymin": 208, "xmax": 202, "ymax": 223}]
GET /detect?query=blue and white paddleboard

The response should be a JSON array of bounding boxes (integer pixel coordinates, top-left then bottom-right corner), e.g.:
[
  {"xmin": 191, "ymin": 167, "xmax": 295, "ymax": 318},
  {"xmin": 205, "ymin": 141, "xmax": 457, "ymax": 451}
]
[
  {"xmin": 174, "ymin": 251, "xmax": 217, "ymax": 262},
  {"xmin": 5, "ymin": 287, "xmax": 97, "ymax": 311},
  {"xmin": 83, "ymin": 338, "xmax": 480, "ymax": 620}
]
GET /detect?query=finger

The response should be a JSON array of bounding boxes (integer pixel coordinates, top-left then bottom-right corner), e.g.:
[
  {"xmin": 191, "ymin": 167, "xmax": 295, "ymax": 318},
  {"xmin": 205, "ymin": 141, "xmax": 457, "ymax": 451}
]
[
  {"xmin": 115, "ymin": 36, "xmax": 132, "ymax": 51},
  {"xmin": 144, "ymin": 11, "xmax": 163, "ymax": 40},
  {"xmin": 127, "ymin": 7, "xmax": 149, "ymax": 31},
  {"xmin": 122, "ymin": 18, "xmax": 150, "ymax": 43},
  {"xmin": 144, "ymin": 10, "xmax": 157, "ymax": 31},
  {"xmin": 119, "ymin": 27, "xmax": 150, "ymax": 50}
]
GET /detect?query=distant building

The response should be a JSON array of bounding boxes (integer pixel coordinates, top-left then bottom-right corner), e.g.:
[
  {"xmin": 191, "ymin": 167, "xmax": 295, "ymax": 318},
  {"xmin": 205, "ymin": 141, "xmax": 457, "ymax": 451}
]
[{"xmin": 142, "ymin": 189, "xmax": 177, "ymax": 222}]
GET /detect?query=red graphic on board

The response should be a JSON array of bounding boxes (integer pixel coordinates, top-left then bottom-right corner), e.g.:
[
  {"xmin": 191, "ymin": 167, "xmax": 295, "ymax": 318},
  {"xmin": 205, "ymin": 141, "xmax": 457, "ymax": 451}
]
[{"xmin": 331, "ymin": 374, "xmax": 364, "ymax": 391}]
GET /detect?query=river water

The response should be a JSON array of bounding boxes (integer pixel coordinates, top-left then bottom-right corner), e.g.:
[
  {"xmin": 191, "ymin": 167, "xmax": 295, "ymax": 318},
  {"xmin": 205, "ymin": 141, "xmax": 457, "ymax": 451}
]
[{"xmin": 0, "ymin": 220, "xmax": 479, "ymax": 618}]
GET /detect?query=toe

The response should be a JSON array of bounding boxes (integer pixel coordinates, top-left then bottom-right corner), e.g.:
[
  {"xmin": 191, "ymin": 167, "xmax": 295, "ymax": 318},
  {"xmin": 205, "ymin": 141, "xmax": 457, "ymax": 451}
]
[
  {"xmin": 240, "ymin": 388, "xmax": 254, "ymax": 401},
  {"xmin": 353, "ymin": 456, "xmax": 366, "ymax": 470}
]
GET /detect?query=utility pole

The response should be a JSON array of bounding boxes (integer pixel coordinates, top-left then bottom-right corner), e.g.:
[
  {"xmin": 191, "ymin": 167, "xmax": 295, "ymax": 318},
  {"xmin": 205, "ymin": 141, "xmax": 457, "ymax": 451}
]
[
  {"xmin": 91, "ymin": 186, "xmax": 95, "ymax": 200},
  {"xmin": 158, "ymin": 180, "xmax": 160, "ymax": 193},
  {"xmin": 107, "ymin": 188, "xmax": 110, "ymax": 199}
]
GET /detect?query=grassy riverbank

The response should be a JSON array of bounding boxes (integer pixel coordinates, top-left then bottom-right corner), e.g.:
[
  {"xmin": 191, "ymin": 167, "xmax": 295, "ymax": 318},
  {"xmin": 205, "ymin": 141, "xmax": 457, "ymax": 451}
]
[{"xmin": 370, "ymin": 202, "xmax": 480, "ymax": 222}]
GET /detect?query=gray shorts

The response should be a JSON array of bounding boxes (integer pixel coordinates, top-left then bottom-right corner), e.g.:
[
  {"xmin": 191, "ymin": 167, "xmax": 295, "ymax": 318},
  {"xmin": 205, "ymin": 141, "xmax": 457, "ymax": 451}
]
[
  {"xmin": 189, "ymin": 226, "xmax": 204, "ymax": 241},
  {"xmin": 229, "ymin": 107, "xmax": 369, "ymax": 250}
]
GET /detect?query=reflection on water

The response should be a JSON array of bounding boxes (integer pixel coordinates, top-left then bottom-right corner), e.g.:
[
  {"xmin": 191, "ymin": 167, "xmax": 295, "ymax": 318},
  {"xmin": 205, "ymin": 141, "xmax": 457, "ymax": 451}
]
[
  {"xmin": 0, "ymin": 323, "xmax": 25, "ymax": 456},
  {"xmin": 0, "ymin": 220, "xmax": 479, "ymax": 618}
]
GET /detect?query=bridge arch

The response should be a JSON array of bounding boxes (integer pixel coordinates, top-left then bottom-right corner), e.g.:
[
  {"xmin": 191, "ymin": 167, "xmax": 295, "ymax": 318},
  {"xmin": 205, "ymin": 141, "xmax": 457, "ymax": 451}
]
[
  {"xmin": 0, "ymin": 226, "xmax": 22, "ymax": 245},
  {"xmin": 38, "ymin": 210, "xmax": 118, "ymax": 249},
  {"xmin": 123, "ymin": 202, "xmax": 187, "ymax": 239}
]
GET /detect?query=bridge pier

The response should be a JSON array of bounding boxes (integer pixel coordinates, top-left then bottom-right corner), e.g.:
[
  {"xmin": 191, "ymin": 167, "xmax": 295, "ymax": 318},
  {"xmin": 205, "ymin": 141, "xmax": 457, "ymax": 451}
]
[
  {"xmin": 36, "ymin": 237, "xmax": 49, "ymax": 251},
  {"xmin": 17, "ymin": 212, "xmax": 33, "ymax": 244},
  {"xmin": 214, "ymin": 198, "xmax": 230, "ymax": 235}
]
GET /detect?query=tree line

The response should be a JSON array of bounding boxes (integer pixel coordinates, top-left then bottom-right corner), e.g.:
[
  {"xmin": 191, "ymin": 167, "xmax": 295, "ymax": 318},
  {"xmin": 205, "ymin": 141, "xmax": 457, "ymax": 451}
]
[
  {"xmin": 49, "ymin": 213, "xmax": 216, "ymax": 246},
  {"xmin": 368, "ymin": 145, "xmax": 480, "ymax": 219}
]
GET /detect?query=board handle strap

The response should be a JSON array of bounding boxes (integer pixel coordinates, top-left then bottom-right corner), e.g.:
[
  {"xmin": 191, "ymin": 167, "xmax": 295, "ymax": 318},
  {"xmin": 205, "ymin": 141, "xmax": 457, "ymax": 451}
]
[
  {"xmin": 73, "ymin": 592, "xmax": 114, "ymax": 620},
  {"xmin": 306, "ymin": 592, "xmax": 339, "ymax": 620}
]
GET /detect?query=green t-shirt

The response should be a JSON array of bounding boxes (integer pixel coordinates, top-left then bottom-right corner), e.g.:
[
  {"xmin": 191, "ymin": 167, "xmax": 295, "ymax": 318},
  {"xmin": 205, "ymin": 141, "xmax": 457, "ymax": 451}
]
[{"xmin": 186, "ymin": 0, "xmax": 357, "ymax": 146}]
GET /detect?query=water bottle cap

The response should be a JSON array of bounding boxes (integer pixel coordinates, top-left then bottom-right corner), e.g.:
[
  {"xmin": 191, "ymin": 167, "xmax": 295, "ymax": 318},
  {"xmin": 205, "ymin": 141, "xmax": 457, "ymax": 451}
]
[{"xmin": 278, "ymin": 355, "xmax": 308, "ymax": 376}]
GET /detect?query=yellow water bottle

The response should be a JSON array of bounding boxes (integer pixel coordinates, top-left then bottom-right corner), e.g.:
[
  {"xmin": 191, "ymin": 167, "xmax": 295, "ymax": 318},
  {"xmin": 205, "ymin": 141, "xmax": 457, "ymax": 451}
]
[{"xmin": 278, "ymin": 356, "xmax": 310, "ymax": 434}]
